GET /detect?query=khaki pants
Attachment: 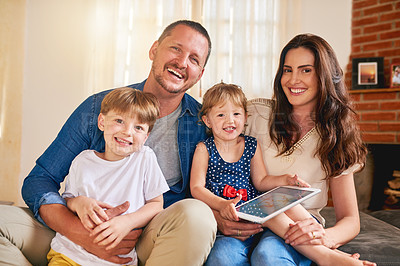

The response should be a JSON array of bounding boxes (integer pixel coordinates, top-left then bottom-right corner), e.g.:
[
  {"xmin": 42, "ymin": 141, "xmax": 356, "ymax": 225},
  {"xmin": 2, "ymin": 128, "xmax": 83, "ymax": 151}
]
[{"xmin": 0, "ymin": 199, "xmax": 216, "ymax": 266}]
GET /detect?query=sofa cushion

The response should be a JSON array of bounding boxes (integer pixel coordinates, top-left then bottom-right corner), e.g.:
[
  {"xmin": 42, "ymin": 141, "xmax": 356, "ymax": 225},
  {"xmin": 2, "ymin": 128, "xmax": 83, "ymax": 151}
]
[
  {"xmin": 369, "ymin": 209, "xmax": 400, "ymax": 229},
  {"xmin": 321, "ymin": 207, "xmax": 400, "ymax": 266}
]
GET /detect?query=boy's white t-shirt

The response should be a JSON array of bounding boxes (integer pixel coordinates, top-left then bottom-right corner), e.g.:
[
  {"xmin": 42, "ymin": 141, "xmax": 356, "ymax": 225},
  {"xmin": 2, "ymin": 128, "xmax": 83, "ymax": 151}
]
[{"xmin": 50, "ymin": 147, "xmax": 169, "ymax": 266}]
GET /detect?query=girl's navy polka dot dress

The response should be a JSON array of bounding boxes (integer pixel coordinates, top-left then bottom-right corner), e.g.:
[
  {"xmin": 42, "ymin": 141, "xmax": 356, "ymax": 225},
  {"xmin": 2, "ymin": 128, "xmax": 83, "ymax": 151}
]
[{"xmin": 204, "ymin": 135, "xmax": 260, "ymax": 206}]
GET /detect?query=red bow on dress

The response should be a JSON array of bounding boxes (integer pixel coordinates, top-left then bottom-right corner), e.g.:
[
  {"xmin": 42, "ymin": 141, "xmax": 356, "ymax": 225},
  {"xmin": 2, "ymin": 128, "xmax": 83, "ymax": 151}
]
[{"xmin": 223, "ymin": 185, "xmax": 248, "ymax": 201}]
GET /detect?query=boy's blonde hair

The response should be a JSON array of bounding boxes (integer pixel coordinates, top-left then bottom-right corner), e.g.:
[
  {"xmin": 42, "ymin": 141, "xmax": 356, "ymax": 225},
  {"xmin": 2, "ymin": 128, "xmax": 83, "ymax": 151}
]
[
  {"xmin": 101, "ymin": 87, "xmax": 159, "ymax": 132},
  {"xmin": 200, "ymin": 82, "xmax": 247, "ymax": 118}
]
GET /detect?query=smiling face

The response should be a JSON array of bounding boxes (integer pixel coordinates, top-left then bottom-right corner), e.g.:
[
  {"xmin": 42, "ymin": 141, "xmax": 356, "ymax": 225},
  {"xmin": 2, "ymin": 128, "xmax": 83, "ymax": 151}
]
[
  {"xmin": 281, "ymin": 47, "xmax": 319, "ymax": 113},
  {"xmin": 148, "ymin": 24, "xmax": 209, "ymax": 95},
  {"xmin": 202, "ymin": 100, "xmax": 246, "ymax": 143},
  {"xmin": 98, "ymin": 110, "xmax": 150, "ymax": 161}
]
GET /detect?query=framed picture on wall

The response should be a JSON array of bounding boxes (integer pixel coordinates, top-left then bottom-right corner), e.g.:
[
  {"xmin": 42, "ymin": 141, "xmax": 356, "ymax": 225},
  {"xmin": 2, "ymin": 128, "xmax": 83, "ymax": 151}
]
[
  {"xmin": 352, "ymin": 57, "xmax": 384, "ymax": 90},
  {"xmin": 390, "ymin": 64, "xmax": 400, "ymax": 88}
]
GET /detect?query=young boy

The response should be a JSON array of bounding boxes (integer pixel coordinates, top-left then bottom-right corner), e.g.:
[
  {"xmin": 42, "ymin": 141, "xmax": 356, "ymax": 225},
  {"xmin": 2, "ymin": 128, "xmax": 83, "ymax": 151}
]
[{"xmin": 47, "ymin": 87, "xmax": 169, "ymax": 265}]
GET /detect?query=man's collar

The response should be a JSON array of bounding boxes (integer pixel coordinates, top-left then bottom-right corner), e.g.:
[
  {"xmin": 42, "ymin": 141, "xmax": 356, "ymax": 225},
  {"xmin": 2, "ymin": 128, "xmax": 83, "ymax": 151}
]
[{"xmin": 127, "ymin": 79, "xmax": 198, "ymax": 117}]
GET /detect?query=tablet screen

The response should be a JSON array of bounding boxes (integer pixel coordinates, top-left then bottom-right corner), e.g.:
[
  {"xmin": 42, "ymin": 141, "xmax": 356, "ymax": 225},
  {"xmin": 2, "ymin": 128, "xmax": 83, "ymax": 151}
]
[{"xmin": 236, "ymin": 186, "xmax": 319, "ymax": 222}]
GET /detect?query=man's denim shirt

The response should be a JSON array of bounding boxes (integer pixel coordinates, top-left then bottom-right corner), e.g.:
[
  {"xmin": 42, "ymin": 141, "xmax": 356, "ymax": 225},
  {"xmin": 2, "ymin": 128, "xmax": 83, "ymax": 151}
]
[{"xmin": 22, "ymin": 80, "xmax": 207, "ymax": 226}]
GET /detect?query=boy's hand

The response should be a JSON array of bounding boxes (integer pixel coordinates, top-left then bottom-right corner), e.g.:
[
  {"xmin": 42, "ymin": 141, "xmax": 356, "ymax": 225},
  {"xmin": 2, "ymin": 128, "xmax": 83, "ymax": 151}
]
[
  {"xmin": 219, "ymin": 195, "xmax": 242, "ymax": 221},
  {"xmin": 67, "ymin": 196, "xmax": 113, "ymax": 230},
  {"xmin": 286, "ymin": 174, "xmax": 310, "ymax": 188},
  {"xmin": 91, "ymin": 215, "xmax": 133, "ymax": 250}
]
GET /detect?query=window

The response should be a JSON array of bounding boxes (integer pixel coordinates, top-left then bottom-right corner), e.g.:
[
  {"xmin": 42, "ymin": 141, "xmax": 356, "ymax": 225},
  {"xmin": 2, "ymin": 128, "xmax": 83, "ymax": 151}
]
[
  {"xmin": 202, "ymin": 0, "xmax": 280, "ymax": 99},
  {"xmin": 90, "ymin": 0, "xmax": 282, "ymax": 100}
]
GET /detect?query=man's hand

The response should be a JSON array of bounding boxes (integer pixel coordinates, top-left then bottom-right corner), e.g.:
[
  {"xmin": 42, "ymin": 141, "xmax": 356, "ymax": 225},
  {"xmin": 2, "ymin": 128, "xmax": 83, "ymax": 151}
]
[
  {"xmin": 213, "ymin": 209, "xmax": 262, "ymax": 241},
  {"xmin": 40, "ymin": 201, "xmax": 141, "ymax": 264},
  {"xmin": 105, "ymin": 201, "xmax": 130, "ymax": 218}
]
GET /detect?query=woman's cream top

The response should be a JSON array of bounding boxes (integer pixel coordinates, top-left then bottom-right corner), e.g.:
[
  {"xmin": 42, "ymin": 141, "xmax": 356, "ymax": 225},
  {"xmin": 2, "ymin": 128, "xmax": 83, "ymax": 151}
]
[{"xmin": 245, "ymin": 98, "xmax": 359, "ymax": 225}]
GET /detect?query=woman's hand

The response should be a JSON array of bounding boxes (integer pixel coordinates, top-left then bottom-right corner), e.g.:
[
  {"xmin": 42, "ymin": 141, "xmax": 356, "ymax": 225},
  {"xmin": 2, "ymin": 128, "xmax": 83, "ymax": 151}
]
[
  {"xmin": 284, "ymin": 217, "xmax": 336, "ymax": 249},
  {"xmin": 213, "ymin": 209, "xmax": 263, "ymax": 241}
]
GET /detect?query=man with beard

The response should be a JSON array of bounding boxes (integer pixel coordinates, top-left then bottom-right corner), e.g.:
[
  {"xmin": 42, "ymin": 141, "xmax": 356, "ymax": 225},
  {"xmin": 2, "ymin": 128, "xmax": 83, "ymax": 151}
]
[{"xmin": 0, "ymin": 20, "xmax": 230, "ymax": 266}]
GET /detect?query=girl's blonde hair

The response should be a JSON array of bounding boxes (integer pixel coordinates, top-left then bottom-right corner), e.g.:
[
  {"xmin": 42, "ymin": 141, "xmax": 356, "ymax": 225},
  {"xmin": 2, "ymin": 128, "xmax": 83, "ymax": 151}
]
[
  {"xmin": 200, "ymin": 82, "xmax": 247, "ymax": 118},
  {"xmin": 101, "ymin": 87, "xmax": 159, "ymax": 132}
]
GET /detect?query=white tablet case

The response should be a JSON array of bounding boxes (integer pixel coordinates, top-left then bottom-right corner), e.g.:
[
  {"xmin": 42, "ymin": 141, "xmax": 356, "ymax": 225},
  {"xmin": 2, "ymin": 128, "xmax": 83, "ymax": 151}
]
[{"xmin": 235, "ymin": 186, "xmax": 321, "ymax": 224}]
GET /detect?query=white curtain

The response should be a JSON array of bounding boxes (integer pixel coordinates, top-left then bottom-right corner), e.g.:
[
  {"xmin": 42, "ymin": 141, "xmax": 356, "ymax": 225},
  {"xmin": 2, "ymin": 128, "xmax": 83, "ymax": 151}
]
[
  {"xmin": 88, "ymin": 0, "xmax": 284, "ymax": 100},
  {"xmin": 113, "ymin": 0, "xmax": 196, "ymax": 88},
  {"xmin": 201, "ymin": 0, "xmax": 280, "ymax": 100}
]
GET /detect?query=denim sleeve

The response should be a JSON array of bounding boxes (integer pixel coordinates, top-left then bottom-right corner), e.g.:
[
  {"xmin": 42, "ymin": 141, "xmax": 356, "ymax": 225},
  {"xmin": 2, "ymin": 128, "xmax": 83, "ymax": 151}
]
[{"xmin": 22, "ymin": 94, "xmax": 101, "ymax": 225}]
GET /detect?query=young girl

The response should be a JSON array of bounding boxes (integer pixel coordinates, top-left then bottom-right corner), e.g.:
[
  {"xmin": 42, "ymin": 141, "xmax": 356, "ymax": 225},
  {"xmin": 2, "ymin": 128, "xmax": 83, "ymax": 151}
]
[{"xmin": 190, "ymin": 82, "xmax": 375, "ymax": 266}]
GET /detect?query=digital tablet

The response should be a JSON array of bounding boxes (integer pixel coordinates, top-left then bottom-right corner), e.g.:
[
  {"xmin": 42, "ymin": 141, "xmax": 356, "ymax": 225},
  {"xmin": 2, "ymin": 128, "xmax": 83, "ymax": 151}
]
[{"xmin": 235, "ymin": 186, "xmax": 321, "ymax": 224}]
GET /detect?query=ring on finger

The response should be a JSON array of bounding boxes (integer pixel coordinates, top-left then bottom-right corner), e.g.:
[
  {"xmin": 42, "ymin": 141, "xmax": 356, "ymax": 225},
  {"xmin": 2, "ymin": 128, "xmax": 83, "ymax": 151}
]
[
  {"xmin": 311, "ymin": 231, "xmax": 316, "ymax": 239},
  {"xmin": 237, "ymin": 229, "xmax": 241, "ymax": 236}
]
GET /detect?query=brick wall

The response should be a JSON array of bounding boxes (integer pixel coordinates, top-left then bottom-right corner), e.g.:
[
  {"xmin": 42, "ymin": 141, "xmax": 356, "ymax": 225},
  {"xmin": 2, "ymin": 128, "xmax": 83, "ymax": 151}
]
[
  {"xmin": 346, "ymin": 0, "xmax": 400, "ymax": 144},
  {"xmin": 351, "ymin": 91, "xmax": 400, "ymax": 143}
]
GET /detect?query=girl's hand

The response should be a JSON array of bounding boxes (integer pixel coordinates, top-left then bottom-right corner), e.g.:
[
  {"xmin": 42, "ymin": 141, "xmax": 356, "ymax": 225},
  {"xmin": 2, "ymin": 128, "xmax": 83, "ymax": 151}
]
[
  {"xmin": 91, "ymin": 215, "xmax": 133, "ymax": 250},
  {"xmin": 284, "ymin": 217, "xmax": 336, "ymax": 249},
  {"xmin": 219, "ymin": 195, "xmax": 242, "ymax": 221},
  {"xmin": 67, "ymin": 196, "xmax": 113, "ymax": 231},
  {"xmin": 286, "ymin": 174, "xmax": 310, "ymax": 188}
]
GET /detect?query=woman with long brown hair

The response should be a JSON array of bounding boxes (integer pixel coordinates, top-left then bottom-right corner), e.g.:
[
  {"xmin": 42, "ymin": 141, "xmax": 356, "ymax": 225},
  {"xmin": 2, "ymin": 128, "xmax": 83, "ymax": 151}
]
[{"xmin": 210, "ymin": 33, "xmax": 373, "ymax": 265}]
